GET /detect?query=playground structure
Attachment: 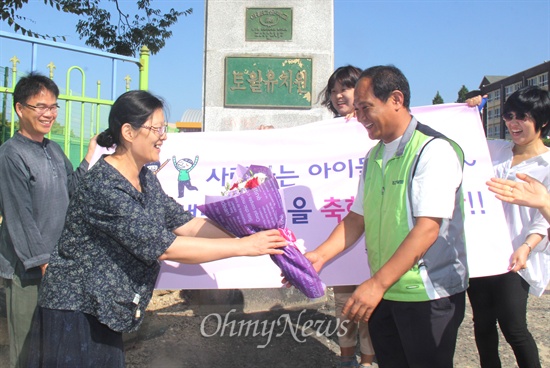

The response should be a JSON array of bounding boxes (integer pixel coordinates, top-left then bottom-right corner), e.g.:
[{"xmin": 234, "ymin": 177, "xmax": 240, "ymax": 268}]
[{"xmin": 0, "ymin": 30, "xmax": 150, "ymax": 167}]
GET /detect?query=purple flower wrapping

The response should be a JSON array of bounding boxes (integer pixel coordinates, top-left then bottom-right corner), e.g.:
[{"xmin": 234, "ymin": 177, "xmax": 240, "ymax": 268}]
[
  {"xmin": 271, "ymin": 228, "xmax": 325, "ymax": 299},
  {"xmin": 197, "ymin": 165, "xmax": 325, "ymax": 299}
]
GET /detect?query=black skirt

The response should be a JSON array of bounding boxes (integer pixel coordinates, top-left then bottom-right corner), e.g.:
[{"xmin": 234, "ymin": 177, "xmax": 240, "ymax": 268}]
[{"xmin": 27, "ymin": 307, "xmax": 125, "ymax": 368}]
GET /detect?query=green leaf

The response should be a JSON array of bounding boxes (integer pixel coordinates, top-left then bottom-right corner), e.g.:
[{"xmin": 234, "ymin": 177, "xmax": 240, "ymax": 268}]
[{"xmin": 3, "ymin": 0, "xmax": 193, "ymax": 56}]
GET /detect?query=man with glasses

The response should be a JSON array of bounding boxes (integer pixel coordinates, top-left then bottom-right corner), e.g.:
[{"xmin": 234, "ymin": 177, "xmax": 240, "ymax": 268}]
[{"xmin": 0, "ymin": 72, "xmax": 97, "ymax": 367}]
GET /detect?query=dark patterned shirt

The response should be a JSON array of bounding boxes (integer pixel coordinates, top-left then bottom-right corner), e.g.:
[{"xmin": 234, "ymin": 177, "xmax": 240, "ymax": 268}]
[{"xmin": 39, "ymin": 156, "xmax": 193, "ymax": 332}]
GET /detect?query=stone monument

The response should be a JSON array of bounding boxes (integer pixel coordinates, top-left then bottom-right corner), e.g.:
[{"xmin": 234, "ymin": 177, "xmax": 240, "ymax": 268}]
[
  {"xmin": 203, "ymin": 0, "xmax": 334, "ymax": 131},
  {"xmin": 195, "ymin": 0, "xmax": 335, "ymax": 312}
]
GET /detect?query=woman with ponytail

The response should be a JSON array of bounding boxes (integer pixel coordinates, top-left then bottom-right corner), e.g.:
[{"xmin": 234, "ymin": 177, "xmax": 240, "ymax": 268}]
[{"xmin": 27, "ymin": 90, "xmax": 286, "ymax": 367}]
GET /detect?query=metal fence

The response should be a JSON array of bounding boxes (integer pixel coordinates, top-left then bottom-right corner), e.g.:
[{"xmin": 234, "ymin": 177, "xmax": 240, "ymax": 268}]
[{"xmin": 0, "ymin": 30, "xmax": 149, "ymax": 167}]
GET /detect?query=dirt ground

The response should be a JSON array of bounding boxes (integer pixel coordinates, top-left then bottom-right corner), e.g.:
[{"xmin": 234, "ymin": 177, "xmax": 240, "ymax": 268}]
[{"xmin": 1, "ymin": 286, "xmax": 549, "ymax": 368}]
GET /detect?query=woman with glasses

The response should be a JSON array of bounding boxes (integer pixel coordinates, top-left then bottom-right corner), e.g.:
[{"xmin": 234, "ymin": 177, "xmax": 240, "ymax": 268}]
[
  {"xmin": 27, "ymin": 90, "xmax": 287, "ymax": 367},
  {"xmin": 467, "ymin": 86, "xmax": 550, "ymax": 368}
]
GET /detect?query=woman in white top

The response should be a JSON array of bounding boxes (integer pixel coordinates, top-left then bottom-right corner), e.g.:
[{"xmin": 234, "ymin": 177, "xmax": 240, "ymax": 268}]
[
  {"xmin": 487, "ymin": 173, "xmax": 550, "ymax": 224},
  {"xmin": 468, "ymin": 86, "xmax": 550, "ymax": 368}
]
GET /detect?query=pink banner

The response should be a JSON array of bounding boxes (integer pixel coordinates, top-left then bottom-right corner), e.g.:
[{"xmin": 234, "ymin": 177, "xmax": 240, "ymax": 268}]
[{"xmin": 90, "ymin": 103, "xmax": 513, "ymax": 290}]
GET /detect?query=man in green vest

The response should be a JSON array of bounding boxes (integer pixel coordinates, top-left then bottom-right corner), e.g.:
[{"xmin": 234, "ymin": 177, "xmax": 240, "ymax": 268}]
[{"xmin": 307, "ymin": 65, "xmax": 468, "ymax": 367}]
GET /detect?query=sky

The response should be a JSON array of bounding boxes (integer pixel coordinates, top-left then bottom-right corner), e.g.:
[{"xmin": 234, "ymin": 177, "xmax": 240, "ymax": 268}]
[{"xmin": 1, "ymin": 0, "xmax": 550, "ymax": 123}]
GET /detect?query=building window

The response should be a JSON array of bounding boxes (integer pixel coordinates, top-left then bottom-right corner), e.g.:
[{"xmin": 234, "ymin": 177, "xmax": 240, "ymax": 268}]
[
  {"xmin": 494, "ymin": 107, "xmax": 500, "ymax": 119},
  {"xmin": 494, "ymin": 90, "xmax": 500, "ymax": 101},
  {"xmin": 528, "ymin": 77, "xmax": 537, "ymax": 86},
  {"xmin": 488, "ymin": 109, "xmax": 493, "ymax": 120},
  {"xmin": 539, "ymin": 73, "xmax": 548, "ymax": 87},
  {"xmin": 505, "ymin": 83, "xmax": 522, "ymax": 98},
  {"xmin": 505, "ymin": 85, "xmax": 514, "ymax": 98}
]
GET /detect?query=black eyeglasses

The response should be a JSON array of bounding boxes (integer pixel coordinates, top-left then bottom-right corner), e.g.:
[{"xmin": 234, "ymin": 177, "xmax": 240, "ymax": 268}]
[
  {"xmin": 141, "ymin": 123, "xmax": 168, "ymax": 136},
  {"xmin": 22, "ymin": 103, "xmax": 60, "ymax": 114},
  {"xmin": 502, "ymin": 112, "xmax": 528, "ymax": 122}
]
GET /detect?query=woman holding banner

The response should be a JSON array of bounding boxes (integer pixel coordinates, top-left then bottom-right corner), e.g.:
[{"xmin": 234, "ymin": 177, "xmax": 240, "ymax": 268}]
[
  {"xmin": 319, "ymin": 65, "xmax": 377, "ymax": 368},
  {"xmin": 467, "ymin": 86, "xmax": 550, "ymax": 368},
  {"xmin": 26, "ymin": 90, "xmax": 287, "ymax": 367},
  {"xmin": 320, "ymin": 65, "xmax": 362, "ymax": 120}
]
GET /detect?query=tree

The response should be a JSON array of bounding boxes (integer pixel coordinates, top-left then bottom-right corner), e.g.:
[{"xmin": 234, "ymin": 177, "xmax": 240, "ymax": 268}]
[
  {"xmin": 1, "ymin": 0, "xmax": 192, "ymax": 56},
  {"xmin": 1, "ymin": 119, "xmax": 76, "ymax": 146},
  {"xmin": 432, "ymin": 91, "xmax": 444, "ymax": 105},
  {"xmin": 456, "ymin": 85, "xmax": 469, "ymax": 103},
  {"xmin": 50, "ymin": 120, "xmax": 76, "ymax": 137}
]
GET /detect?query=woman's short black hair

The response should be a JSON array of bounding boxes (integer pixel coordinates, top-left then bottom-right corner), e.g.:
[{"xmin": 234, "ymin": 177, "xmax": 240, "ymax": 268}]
[{"xmin": 504, "ymin": 86, "xmax": 550, "ymax": 137}]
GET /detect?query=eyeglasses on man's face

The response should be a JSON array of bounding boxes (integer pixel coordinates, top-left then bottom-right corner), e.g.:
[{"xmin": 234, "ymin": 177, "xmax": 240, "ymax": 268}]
[
  {"xmin": 141, "ymin": 123, "xmax": 168, "ymax": 136},
  {"xmin": 502, "ymin": 112, "xmax": 528, "ymax": 122},
  {"xmin": 22, "ymin": 102, "xmax": 60, "ymax": 115}
]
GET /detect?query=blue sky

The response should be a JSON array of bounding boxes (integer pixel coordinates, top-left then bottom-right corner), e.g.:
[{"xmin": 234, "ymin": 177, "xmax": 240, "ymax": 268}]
[{"xmin": 1, "ymin": 0, "xmax": 549, "ymax": 122}]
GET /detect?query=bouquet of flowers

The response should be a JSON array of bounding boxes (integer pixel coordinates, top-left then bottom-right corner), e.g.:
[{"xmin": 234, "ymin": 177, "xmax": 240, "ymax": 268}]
[{"xmin": 197, "ymin": 165, "xmax": 325, "ymax": 299}]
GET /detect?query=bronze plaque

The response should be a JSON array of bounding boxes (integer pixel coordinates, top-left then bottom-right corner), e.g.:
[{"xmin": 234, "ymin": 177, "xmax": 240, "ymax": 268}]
[
  {"xmin": 225, "ymin": 57, "xmax": 312, "ymax": 108},
  {"xmin": 245, "ymin": 8, "xmax": 292, "ymax": 41}
]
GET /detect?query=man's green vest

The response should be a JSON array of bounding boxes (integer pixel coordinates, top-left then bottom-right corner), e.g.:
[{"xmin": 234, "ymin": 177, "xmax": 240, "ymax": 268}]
[{"xmin": 363, "ymin": 117, "xmax": 468, "ymax": 302}]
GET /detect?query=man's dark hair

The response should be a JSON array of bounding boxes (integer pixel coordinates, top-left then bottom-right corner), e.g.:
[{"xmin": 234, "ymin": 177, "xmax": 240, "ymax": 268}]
[
  {"xmin": 13, "ymin": 71, "xmax": 60, "ymax": 109},
  {"xmin": 359, "ymin": 65, "xmax": 411, "ymax": 108}
]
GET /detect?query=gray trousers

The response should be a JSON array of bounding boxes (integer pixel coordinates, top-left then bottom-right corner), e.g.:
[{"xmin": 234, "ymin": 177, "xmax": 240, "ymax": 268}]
[{"xmin": 4, "ymin": 275, "xmax": 40, "ymax": 368}]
